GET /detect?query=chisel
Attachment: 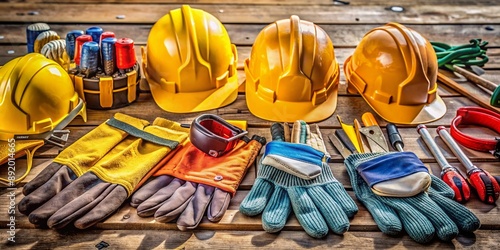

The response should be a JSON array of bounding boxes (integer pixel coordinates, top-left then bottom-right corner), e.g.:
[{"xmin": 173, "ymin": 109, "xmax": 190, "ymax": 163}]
[
  {"xmin": 328, "ymin": 132, "xmax": 352, "ymax": 159},
  {"xmin": 417, "ymin": 124, "xmax": 471, "ymax": 202},
  {"xmin": 437, "ymin": 126, "xmax": 500, "ymax": 204}
]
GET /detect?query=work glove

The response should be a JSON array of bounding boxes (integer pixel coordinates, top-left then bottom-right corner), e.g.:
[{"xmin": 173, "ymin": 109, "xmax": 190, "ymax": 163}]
[
  {"xmin": 18, "ymin": 113, "xmax": 150, "ymax": 215},
  {"xmin": 19, "ymin": 113, "xmax": 189, "ymax": 229},
  {"xmin": 130, "ymin": 135, "xmax": 264, "ymax": 230},
  {"xmin": 240, "ymin": 121, "xmax": 358, "ymax": 238},
  {"xmin": 344, "ymin": 152, "xmax": 481, "ymax": 244}
]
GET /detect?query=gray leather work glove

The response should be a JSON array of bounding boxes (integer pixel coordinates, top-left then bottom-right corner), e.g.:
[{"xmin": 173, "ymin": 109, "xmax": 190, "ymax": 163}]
[{"xmin": 131, "ymin": 136, "xmax": 265, "ymax": 230}]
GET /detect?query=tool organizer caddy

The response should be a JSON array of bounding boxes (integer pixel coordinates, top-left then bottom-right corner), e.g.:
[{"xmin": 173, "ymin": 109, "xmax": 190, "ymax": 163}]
[{"xmin": 69, "ymin": 62, "xmax": 140, "ymax": 110}]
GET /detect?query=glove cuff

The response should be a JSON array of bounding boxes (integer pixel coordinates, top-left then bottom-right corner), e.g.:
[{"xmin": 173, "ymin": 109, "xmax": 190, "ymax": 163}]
[
  {"xmin": 345, "ymin": 152, "xmax": 388, "ymax": 169},
  {"xmin": 54, "ymin": 113, "xmax": 151, "ymax": 176},
  {"xmin": 258, "ymin": 159, "xmax": 336, "ymax": 187},
  {"xmin": 90, "ymin": 117, "xmax": 189, "ymax": 196}
]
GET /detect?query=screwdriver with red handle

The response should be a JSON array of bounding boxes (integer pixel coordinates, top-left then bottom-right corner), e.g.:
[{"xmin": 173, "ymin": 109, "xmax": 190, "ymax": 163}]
[
  {"xmin": 417, "ymin": 124, "xmax": 471, "ymax": 203},
  {"xmin": 437, "ymin": 126, "xmax": 500, "ymax": 204}
]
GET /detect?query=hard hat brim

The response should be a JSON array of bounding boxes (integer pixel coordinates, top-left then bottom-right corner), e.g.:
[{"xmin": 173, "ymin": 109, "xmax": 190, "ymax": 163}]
[
  {"xmin": 149, "ymin": 77, "xmax": 239, "ymax": 114},
  {"xmin": 246, "ymin": 83, "xmax": 338, "ymax": 123},
  {"xmin": 363, "ymin": 92, "xmax": 447, "ymax": 125}
]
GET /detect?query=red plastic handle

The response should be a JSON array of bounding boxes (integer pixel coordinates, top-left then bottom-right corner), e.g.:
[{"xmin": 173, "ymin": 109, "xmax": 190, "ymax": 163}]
[
  {"xmin": 441, "ymin": 167, "xmax": 471, "ymax": 203},
  {"xmin": 468, "ymin": 169, "xmax": 500, "ymax": 204}
]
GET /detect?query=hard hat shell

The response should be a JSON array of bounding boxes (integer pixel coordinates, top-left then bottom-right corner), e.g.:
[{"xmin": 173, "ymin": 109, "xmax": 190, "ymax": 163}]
[
  {"xmin": 245, "ymin": 15, "xmax": 339, "ymax": 123},
  {"xmin": 142, "ymin": 5, "xmax": 238, "ymax": 113},
  {"xmin": 344, "ymin": 22, "xmax": 446, "ymax": 124},
  {"xmin": 0, "ymin": 53, "xmax": 86, "ymax": 140}
]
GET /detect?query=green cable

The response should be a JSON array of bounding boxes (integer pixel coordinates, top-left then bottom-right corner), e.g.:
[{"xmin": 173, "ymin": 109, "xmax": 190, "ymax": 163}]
[{"xmin": 431, "ymin": 39, "xmax": 489, "ymax": 71}]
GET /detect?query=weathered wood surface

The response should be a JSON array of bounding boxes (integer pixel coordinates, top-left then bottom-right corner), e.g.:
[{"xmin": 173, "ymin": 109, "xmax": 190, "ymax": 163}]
[
  {"xmin": 3, "ymin": 229, "xmax": 500, "ymax": 250},
  {"xmin": 2, "ymin": 24, "xmax": 500, "ymax": 48},
  {"xmin": 1, "ymin": 0, "xmax": 500, "ymax": 249},
  {"xmin": 2, "ymin": 3, "xmax": 500, "ymax": 24},
  {"xmin": 4, "ymin": 0, "xmax": 500, "ymax": 5}
]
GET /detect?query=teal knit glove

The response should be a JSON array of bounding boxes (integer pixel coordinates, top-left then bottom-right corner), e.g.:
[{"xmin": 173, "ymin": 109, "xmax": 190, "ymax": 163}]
[
  {"xmin": 240, "ymin": 122, "xmax": 358, "ymax": 238},
  {"xmin": 345, "ymin": 152, "xmax": 481, "ymax": 244}
]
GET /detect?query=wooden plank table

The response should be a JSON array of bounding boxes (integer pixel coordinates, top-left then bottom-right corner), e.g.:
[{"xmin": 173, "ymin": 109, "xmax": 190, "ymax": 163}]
[{"xmin": 1, "ymin": 0, "xmax": 500, "ymax": 249}]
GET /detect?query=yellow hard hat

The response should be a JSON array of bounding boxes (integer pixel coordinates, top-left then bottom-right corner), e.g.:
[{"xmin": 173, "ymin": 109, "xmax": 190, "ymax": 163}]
[
  {"xmin": 0, "ymin": 53, "xmax": 87, "ymax": 141},
  {"xmin": 344, "ymin": 22, "xmax": 446, "ymax": 124},
  {"xmin": 245, "ymin": 15, "xmax": 339, "ymax": 122},
  {"xmin": 142, "ymin": 5, "xmax": 238, "ymax": 113}
]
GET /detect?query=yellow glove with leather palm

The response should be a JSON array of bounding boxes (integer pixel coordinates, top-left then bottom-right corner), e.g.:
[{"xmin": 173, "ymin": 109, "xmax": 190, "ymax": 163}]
[{"xmin": 19, "ymin": 113, "xmax": 189, "ymax": 229}]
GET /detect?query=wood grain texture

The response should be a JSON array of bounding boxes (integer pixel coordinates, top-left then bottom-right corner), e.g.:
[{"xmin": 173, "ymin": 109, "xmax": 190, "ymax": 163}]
[
  {"xmin": 2, "ymin": 229, "xmax": 499, "ymax": 249},
  {"xmin": 1, "ymin": 0, "xmax": 500, "ymax": 248},
  {"xmin": 2, "ymin": 23, "xmax": 500, "ymax": 47},
  {"xmin": 2, "ymin": 3, "xmax": 500, "ymax": 24},
  {"xmin": 5, "ymin": 0, "xmax": 500, "ymax": 5}
]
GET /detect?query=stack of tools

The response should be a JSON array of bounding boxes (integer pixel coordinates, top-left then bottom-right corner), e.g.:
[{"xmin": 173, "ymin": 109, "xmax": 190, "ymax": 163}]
[
  {"xmin": 328, "ymin": 113, "xmax": 480, "ymax": 244},
  {"xmin": 26, "ymin": 24, "xmax": 140, "ymax": 110},
  {"xmin": 417, "ymin": 124, "xmax": 471, "ymax": 202},
  {"xmin": 68, "ymin": 26, "xmax": 140, "ymax": 110}
]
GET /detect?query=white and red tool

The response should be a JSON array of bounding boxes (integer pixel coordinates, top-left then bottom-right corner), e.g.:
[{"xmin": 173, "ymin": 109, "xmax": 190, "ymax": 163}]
[
  {"xmin": 417, "ymin": 124, "xmax": 471, "ymax": 203},
  {"xmin": 437, "ymin": 126, "xmax": 500, "ymax": 204}
]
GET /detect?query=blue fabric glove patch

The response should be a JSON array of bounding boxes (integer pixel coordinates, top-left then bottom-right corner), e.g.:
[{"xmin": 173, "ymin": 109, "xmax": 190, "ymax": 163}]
[
  {"xmin": 264, "ymin": 141, "xmax": 325, "ymax": 163},
  {"xmin": 262, "ymin": 141, "xmax": 324, "ymax": 180},
  {"xmin": 356, "ymin": 152, "xmax": 429, "ymax": 188}
]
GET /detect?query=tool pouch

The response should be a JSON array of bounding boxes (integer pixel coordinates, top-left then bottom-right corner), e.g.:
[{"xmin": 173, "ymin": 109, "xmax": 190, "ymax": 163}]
[{"xmin": 69, "ymin": 62, "xmax": 140, "ymax": 110}]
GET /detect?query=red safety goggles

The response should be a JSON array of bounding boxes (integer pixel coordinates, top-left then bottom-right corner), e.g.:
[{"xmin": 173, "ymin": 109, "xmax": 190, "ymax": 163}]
[{"xmin": 190, "ymin": 114, "xmax": 248, "ymax": 157}]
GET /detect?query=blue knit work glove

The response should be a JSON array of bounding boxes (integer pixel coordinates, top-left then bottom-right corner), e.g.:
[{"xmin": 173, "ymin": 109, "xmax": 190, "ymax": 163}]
[
  {"xmin": 240, "ymin": 122, "xmax": 358, "ymax": 238},
  {"xmin": 345, "ymin": 152, "xmax": 481, "ymax": 244}
]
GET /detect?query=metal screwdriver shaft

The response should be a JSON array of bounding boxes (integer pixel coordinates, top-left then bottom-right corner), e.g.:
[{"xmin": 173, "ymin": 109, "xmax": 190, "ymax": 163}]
[
  {"xmin": 437, "ymin": 126, "xmax": 500, "ymax": 204},
  {"xmin": 417, "ymin": 124, "xmax": 471, "ymax": 202},
  {"xmin": 386, "ymin": 123, "xmax": 404, "ymax": 152}
]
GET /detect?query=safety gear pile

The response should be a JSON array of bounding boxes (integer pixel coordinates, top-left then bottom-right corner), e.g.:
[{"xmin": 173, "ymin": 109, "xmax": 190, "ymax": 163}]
[
  {"xmin": 19, "ymin": 113, "xmax": 189, "ymax": 229},
  {"xmin": 0, "ymin": 54, "xmax": 86, "ymax": 185},
  {"xmin": 240, "ymin": 121, "xmax": 358, "ymax": 238},
  {"xmin": 10, "ymin": 11, "xmax": 487, "ymax": 244}
]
